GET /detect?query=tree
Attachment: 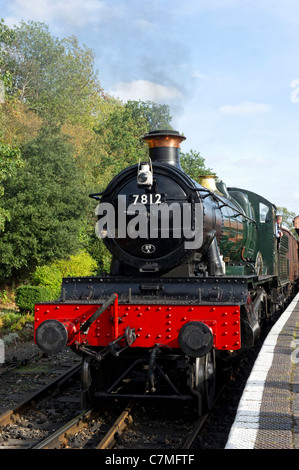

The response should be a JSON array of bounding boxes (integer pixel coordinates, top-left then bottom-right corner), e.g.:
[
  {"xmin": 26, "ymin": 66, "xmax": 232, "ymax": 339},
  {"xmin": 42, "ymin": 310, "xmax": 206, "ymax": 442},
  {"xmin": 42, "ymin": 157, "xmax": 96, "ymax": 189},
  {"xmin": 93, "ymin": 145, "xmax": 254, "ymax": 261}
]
[
  {"xmin": 93, "ymin": 100, "xmax": 176, "ymax": 191},
  {"xmin": 0, "ymin": 18, "xmax": 218, "ymax": 283},
  {"xmin": 125, "ymin": 100, "xmax": 173, "ymax": 131},
  {"xmin": 94, "ymin": 103, "xmax": 149, "ymax": 190},
  {"xmin": 0, "ymin": 126, "xmax": 90, "ymax": 279},
  {"xmin": 0, "ymin": 19, "xmax": 15, "ymax": 92},
  {"xmin": 0, "ymin": 132, "xmax": 23, "ymax": 231},
  {"xmin": 180, "ymin": 149, "xmax": 216, "ymax": 181},
  {"xmin": 0, "ymin": 20, "xmax": 105, "ymax": 125},
  {"xmin": 277, "ymin": 206, "xmax": 297, "ymax": 235}
]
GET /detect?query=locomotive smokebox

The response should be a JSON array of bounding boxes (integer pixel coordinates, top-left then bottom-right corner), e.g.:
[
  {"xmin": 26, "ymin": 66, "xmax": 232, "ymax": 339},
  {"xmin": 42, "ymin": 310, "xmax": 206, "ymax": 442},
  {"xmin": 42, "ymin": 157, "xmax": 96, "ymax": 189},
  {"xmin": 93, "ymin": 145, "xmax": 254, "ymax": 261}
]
[
  {"xmin": 178, "ymin": 321, "xmax": 214, "ymax": 357},
  {"xmin": 142, "ymin": 130, "xmax": 186, "ymax": 169}
]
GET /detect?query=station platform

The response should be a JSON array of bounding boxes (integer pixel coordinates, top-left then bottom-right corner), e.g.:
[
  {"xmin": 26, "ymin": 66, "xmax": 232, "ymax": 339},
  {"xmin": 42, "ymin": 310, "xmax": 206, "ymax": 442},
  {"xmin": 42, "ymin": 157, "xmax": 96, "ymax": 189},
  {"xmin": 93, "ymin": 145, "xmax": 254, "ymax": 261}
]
[{"xmin": 225, "ymin": 292, "xmax": 299, "ymax": 449}]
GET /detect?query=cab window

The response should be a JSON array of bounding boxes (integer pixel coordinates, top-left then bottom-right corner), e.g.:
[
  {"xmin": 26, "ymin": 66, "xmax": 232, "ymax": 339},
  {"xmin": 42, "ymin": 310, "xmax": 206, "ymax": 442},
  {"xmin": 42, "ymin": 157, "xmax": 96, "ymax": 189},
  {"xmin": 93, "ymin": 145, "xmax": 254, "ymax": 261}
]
[{"xmin": 259, "ymin": 203, "xmax": 269, "ymax": 223}]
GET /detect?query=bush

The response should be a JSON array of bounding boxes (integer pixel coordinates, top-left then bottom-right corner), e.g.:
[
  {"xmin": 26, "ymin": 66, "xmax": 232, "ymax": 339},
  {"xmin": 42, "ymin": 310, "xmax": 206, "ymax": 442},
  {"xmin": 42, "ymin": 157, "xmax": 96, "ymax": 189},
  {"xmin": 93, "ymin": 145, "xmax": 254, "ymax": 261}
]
[
  {"xmin": 15, "ymin": 285, "xmax": 54, "ymax": 314},
  {"xmin": 32, "ymin": 251, "xmax": 97, "ymax": 298},
  {"xmin": 0, "ymin": 311, "xmax": 34, "ymax": 332},
  {"xmin": 54, "ymin": 250, "xmax": 97, "ymax": 277},
  {"xmin": 0, "ymin": 311, "xmax": 20, "ymax": 328},
  {"xmin": 10, "ymin": 313, "xmax": 34, "ymax": 331},
  {"xmin": 32, "ymin": 264, "xmax": 62, "ymax": 299},
  {"xmin": 86, "ymin": 236, "xmax": 112, "ymax": 274}
]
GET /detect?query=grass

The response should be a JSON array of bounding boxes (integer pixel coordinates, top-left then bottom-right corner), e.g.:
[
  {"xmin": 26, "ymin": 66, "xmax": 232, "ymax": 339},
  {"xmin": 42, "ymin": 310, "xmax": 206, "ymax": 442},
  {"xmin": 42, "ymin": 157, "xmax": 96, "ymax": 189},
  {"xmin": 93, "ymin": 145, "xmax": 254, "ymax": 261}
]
[
  {"xmin": 1, "ymin": 309, "xmax": 34, "ymax": 329},
  {"xmin": 16, "ymin": 362, "xmax": 48, "ymax": 373}
]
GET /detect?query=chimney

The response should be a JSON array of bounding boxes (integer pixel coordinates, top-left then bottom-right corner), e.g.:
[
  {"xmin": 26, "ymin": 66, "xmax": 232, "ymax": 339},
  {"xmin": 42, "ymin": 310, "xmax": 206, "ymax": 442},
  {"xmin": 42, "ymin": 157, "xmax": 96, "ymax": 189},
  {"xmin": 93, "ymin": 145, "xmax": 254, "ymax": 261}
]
[{"xmin": 142, "ymin": 130, "xmax": 186, "ymax": 169}]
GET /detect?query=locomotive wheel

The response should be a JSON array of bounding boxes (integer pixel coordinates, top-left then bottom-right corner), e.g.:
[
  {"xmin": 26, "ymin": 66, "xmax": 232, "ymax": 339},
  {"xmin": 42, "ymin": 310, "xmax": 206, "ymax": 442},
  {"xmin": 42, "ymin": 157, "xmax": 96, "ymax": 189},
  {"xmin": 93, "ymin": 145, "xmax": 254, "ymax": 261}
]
[
  {"xmin": 193, "ymin": 350, "xmax": 216, "ymax": 414},
  {"xmin": 80, "ymin": 357, "xmax": 101, "ymax": 408}
]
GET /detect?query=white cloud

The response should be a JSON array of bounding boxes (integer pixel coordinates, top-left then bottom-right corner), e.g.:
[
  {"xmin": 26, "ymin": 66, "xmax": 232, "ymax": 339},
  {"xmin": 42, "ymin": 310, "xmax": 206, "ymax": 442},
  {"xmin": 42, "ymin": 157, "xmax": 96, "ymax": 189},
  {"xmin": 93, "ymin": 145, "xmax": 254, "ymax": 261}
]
[
  {"xmin": 5, "ymin": 0, "xmax": 120, "ymax": 29},
  {"xmin": 219, "ymin": 101, "xmax": 272, "ymax": 116},
  {"xmin": 133, "ymin": 18, "xmax": 156, "ymax": 32},
  {"xmin": 109, "ymin": 80, "xmax": 183, "ymax": 102},
  {"xmin": 192, "ymin": 71, "xmax": 207, "ymax": 80}
]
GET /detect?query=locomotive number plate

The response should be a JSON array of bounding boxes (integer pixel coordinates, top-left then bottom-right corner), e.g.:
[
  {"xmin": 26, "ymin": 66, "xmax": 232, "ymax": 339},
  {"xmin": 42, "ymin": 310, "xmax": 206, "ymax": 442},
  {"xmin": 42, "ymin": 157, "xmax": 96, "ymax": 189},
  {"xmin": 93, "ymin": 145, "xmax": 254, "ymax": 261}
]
[{"xmin": 131, "ymin": 194, "xmax": 162, "ymax": 205}]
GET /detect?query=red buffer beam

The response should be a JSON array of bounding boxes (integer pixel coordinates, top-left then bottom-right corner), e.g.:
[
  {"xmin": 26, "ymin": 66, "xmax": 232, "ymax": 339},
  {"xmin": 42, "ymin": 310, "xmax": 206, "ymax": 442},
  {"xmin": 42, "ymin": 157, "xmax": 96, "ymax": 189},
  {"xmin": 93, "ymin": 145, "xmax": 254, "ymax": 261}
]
[{"xmin": 34, "ymin": 302, "xmax": 241, "ymax": 351}]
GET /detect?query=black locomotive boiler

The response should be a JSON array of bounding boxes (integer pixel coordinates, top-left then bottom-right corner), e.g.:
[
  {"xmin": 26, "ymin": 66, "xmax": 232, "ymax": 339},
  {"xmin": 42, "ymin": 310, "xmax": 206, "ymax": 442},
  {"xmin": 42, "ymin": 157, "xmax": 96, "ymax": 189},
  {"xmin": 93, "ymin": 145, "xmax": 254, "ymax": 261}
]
[{"xmin": 34, "ymin": 130, "xmax": 299, "ymax": 414}]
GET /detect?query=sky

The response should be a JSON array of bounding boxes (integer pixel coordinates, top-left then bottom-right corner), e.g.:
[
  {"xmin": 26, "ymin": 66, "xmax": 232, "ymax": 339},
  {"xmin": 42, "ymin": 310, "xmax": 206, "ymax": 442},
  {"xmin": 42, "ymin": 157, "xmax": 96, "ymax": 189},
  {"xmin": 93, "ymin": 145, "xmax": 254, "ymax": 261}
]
[{"xmin": 1, "ymin": 0, "xmax": 299, "ymax": 215}]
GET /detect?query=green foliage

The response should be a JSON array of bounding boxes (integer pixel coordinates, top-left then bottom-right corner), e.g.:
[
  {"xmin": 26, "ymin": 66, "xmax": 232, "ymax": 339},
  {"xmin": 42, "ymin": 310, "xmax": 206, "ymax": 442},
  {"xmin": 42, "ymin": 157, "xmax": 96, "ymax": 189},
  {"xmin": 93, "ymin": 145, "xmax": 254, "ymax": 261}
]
[
  {"xmin": 0, "ymin": 126, "xmax": 89, "ymax": 278},
  {"xmin": 92, "ymin": 100, "xmax": 175, "ymax": 193},
  {"xmin": 125, "ymin": 100, "xmax": 173, "ymax": 131},
  {"xmin": 0, "ymin": 134, "xmax": 23, "ymax": 230},
  {"xmin": 33, "ymin": 251, "xmax": 98, "ymax": 298},
  {"xmin": 0, "ymin": 289, "xmax": 10, "ymax": 304},
  {"xmin": 0, "ymin": 310, "xmax": 34, "ymax": 335},
  {"xmin": 32, "ymin": 264, "xmax": 62, "ymax": 299},
  {"xmin": 54, "ymin": 250, "xmax": 98, "ymax": 277},
  {"xmin": 85, "ymin": 234, "xmax": 112, "ymax": 274},
  {"xmin": 0, "ymin": 311, "xmax": 20, "ymax": 329},
  {"xmin": 15, "ymin": 285, "xmax": 53, "ymax": 314},
  {"xmin": 180, "ymin": 149, "xmax": 216, "ymax": 181},
  {"xmin": 0, "ymin": 18, "xmax": 15, "ymax": 45},
  {"xmin": 95, "ymin": 104, "xmax": 148, "ymax": 184},
  {"xmin": 1, "ymin": 20, "xmax": 104, "ymax": 124},
  {"xmin": 0, "ymin": 18, "xmax": 223, "ymax": 288},
  {"xmin": 276, "ymin": 206, "xmax": 298, "ymax": 238},
  {"xmin": 0, "ymin": 139, "xmax": 22, "ymax": 182},
  {"xmin": 0, "ymin": 19, "xmax": 15, "ymax": 90},
  {"xmin": 10, "ymin": 313, "xmax": 34, "ymax": 331}
]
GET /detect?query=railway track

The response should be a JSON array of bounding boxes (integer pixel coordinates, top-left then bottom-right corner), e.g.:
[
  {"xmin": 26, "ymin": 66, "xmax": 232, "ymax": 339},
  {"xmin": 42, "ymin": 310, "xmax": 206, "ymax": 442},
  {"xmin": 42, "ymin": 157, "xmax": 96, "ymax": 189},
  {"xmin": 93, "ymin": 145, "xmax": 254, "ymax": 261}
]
[
  {"xmin": 0, "ymin": 342, "xmax": 257, "ymax": 450},
  {"xmin": 30, "ymin": 398, "xmax": 207, "ymax": 450},
  {"xmin": 33, "ymin": 401, "xmax": 135, "ymax": 449},
  {"xmin": 0, "ymin": 363, "xmax": 82, "ymax": 448},
  {"xmin": 0, "ymin": 363, "xmax": 81, "ymax": 428},
  {"xmin": 0, "ymin": 347, "xmax": 231, "ymax": 450},
  {"xmin": 32, "ymin": 408, "xmax": 98, "ymax": 449},
  {"xmin": 0, "ymin": 356, "xmax": 135, "ymax": 450},
  {"xmin": 1, "ymin": 378, "xmax": 213, "ymax": 451},
  {"xmin": 0, "ymin": 352, "xmax": 42, "ymax": 377}
]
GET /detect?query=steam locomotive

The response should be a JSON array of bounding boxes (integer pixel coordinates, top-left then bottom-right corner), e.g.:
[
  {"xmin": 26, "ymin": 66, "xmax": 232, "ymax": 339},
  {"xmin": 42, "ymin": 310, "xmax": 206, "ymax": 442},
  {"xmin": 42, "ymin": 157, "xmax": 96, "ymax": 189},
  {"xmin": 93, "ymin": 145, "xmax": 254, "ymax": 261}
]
[{"xmin": 34, "ymin": 130, "xmax": 299, "ymax": 414}]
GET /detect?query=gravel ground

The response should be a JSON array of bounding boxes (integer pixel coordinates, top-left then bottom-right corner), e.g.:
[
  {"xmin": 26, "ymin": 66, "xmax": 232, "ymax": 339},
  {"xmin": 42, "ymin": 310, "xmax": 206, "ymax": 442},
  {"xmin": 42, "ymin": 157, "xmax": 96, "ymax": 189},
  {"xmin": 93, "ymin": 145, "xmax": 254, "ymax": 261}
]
[
  {"xmin": 0, "ymin": 331, "xmax": 83, "ymax": 448},
  {"xmin": 0, "ymin": 330, "xmax": 81, "ymax": 414}
]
